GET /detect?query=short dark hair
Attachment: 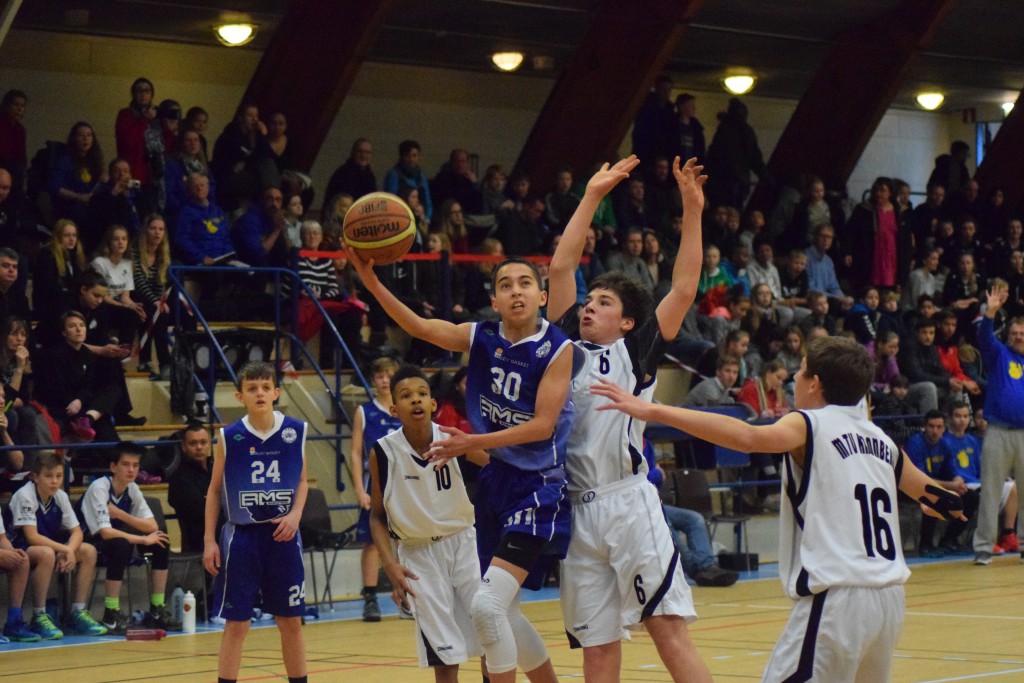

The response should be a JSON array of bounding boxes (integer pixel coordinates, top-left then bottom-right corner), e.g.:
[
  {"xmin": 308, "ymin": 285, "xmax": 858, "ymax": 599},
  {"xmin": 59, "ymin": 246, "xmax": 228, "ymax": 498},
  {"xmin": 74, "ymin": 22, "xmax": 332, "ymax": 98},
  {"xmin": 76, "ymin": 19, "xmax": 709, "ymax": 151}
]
[
  {"xmin": 717, "ymin": 354, "xmax": 740, "ymax": 370},
  {"xmin": 890, "ymin": 374, "xmax": 909, "ymax": 389},
  {"xmin": 589, "ymin": 271, "xmax": 653, "ymax": 329},
  {"xmin": 61, "ymin": 309, "xmax": 86, "ymax": 327},
  {"xmin": 804, "ymin": 336, "xmax": 873, "ymax": 406},
  {"xmin": 491, "ymin": 258, "xmax": 542, "ymax": 291},
  {"xmin": 0, "ymin": 247, "xmax": 19, "ymax": 262},
  {"xmin": 390, "ymin": 364, "xmax": 430, "ymax": 401},
  {"xmin": 398, "ymin": 139, "xmax": 421, "ymax": 157},
  {"xmin": 924, "ymin": 409, "xmax": 946, "ymax": 423},
  {"xmin": 182, "ymin": 421, "xmax": 206, "ymax": 437},
  {"xmin": 915, "ymin": 317, "xmax": 937, "ymax": 331},
  {"xmin": 32, "ymin": 451, "xmax": 63, "ymax": 474},
  {"xmin": 111, "ymin": 441, "xmax": 144, "ymax": 465},
  {"xmin": 1, "ymin": 90, "xmax": 27, "ymax": 107},
  {"xmin": 947, "ymin": 401, "xmax": 970, "ymax": 416},
  {"xmin": 77, "ymin": 267, "xmax": 109, "ymax": 291},
  {"xmin": 236, "ymin": 361, "xmax": 276, "ymax": 389}
]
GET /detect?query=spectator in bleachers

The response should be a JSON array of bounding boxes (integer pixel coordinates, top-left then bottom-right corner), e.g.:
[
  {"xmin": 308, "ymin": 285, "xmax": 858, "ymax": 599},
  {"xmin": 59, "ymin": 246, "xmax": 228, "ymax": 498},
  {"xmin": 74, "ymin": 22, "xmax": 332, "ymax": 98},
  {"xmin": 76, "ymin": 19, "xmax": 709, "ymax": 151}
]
[
  {"xmin": 903, "ymin": 247, "xmax": 943, "ymax": 310},
  {"xmin": 737, "ymin": 359, "xmax": 790, "ymax": 420},
  {"xmin": 431, "ymin": 199, "xmax": 470, "ymax": 253},
  {"xmin": 910, "ymin": 182, "xmax": 947, "ymax": 255},
  {"xmin": 614, "ymin": 176, "xmax": 651, "ymax": 234},
  {"xmin": 744, "ymin": 283, "xmax": 785, "ymax": 357},
  {"xmin": 737, "ymin": 209, "xmax": 766, "ymax": 255},
  {"xmin": 868, "ymin": 330, "xmax": 938, "ymax": 413},
  {"xmin": 164, "ymin": 128, "xmax": 215, "ymax": 222},
  {"xmin": 396, "ymin": 185, "xmax": 428, "ymax": 241},
  {"xmin": 325, "ymin": 138, "xmax": 376, "ymax": 203},
  {"xmin": 320, "ymin": 193, "xmax": 353, "ymax": 250},
  {"xmin": 174, "ymin": 173, "xmax": 236, "ymax": 266},
  {"xmin": 942, "ymin": 252, "xmax": 985, "ymax": 335},
  {"xmin": 933, "ymin": 309, "xmax": 981, "ymax": 397},
  {"xmin": 778, "ymin": 249, "xmax": 811, "ymax": 320},
  {"xmin": 84, "ymin": 157, "xmax": 141, "ymax": 253},
  {"xmin": 167, "ymin": 422, "xmax": 217, "ymax": 552},
  {"xmin": 899, "ymin": 316, "xmax": 965, "ymax": 405},
  {"xmin": 91, "ymin": 224, "xmax": 145, "ymax": 347},
  {"xmin": 872, "ymin": 374, "xmax": 917, "ymax": 446},
  {"xmin": 505, "ymin": 171, "xmax": 530, "ymax": 209},
  {"xmin": 985, "ymin": 219, "xmax": 1022, "ymax": 280},
  {"xmin": 211, "ymin": 103, "xmax": 274, "ymax": 212},
  {"xmin": 384, "ymin": 139, "xmax": 432, "ymax": 222},
  {"xmin": 939, "ymin": 402, "xmax": 985, "ymax": 549},
  {"xmin": 132, "ymin": 214, "xmax": 172, "ymax": 379},
  {"xmin": 605, "ymin": 227, "xmax": 654, "ymax": 291},
  {"xmin": 642, "ymin": 156, "xmax": 678, "ymax": 232},
  {"xmin": 0, "ymin": 488, "xmax": 39, "ymax": 641},
  {"xmin": 1005, "ymin": 249, "xmax": 1024, "ymax": 319},
  {"xmin": 844, "ymin": 286, "xmax": 881, "ymax": 346},
  {"xmin": 683, "ymin": 354, "xmax": 740, "ymax": 407},
  {"xmin": 34, "ymin": 310, "xmax": 122, "ymax": 451},
  {"xmin": 0, "ymin": 315, "xmax": 38, "ymax": 450},
  {"xmin": 462, "ymin": 237, "xmax": 503, "ymax": 322},
  {"xmin": 704, "ymin": 97, "xmax": 769, "ymax": 210},
  {"xmin": 747, "ymin": 238, "xmax": 785, "ymax": 312},
  {"xmin": 281, "ymin": 192, "xmax": 303, "ymax": 248},
  {"xmin": 578, "ymin": 224, "xmax": 605, "ymax": 287},
  {"xmin": 48, "ymin": 122, "xmax": 106, "ymax": 226},
  {"xmin": 804, "ymin": 223, "xmax": 853, "ymax": 311},
  {"xmin": 264, "ymin": 111, "xmax": 296, "ymax": 174},
  {"xmin": 903, "ymin": 410, "xmax": 967, "ymax": 555},
  {"xmin": 231, "ymin": 185, "xmax": 288, "ymax": 268},
  {"xmin": 798, "ymin": 291, "xmax": 837, "ymax": 338},
  {"xmin": 940, "ymin": 217, "xmax": 985, "ymax": 272},
  {"xmin": 430, "ymin": 148, "xmax": 481, "ymax": 214},
  {"xmin": 927, "ymin": 140, "xmax": 970, "ymax": 199},
  {"xmin": 951, "ymin": 180, "xmax": 983, "ymax": 231},
  {"xmin": 694, "ymin": 329, "xmax": 752, "ymax": 387},
  {"xmin": 181, "ymin": 106, "xmax": 209, "ymax": 158},
  {"xmin": 0, "ymin": 169, "xmax": 24, "ymax": 251},
  {"xmin": 32, "ymin": 219, "xmax": 86, "ymax": 320},
  {"xmin": 0, "ymin": 248, "xmax": 28, "ymax": 321},
  {"xmin": 493, "ymin": 193, "xmax": 545, "ymax": 257},
  {"xmin": 721, "ymin": 241, "xmax": 751, "ymax": 296},
  {"xmin": 289, "ymin": 220, "xmax": 365, "ymax": 369},
  {"xmin": 479, "ymin": 164, "xmax": 513, "ymax": 217},
  {"xmin": 673, "ymin": 93, "xmax": 706, "ymax": 164},
  {"xmin": 0, "ymin": 90, "xmax": 28, "ymax": 196},
  {"xmin": 641, "ymin": 229, "xmax": 671, "ymax": 301},
  {"xmin": 115, "ymin": 78, "xmax": 156, "ymax": 186},
  {"xmin": 631, "ymin": 74, "xmax": 676, "ymax": 170},
  {"xmin": 776, "ymin": 326, "xmax": 804, "ymax": 379},
  {"xmin": 544, "ymin": 166, "xmax": 579, "ymax": 233},
  {"xmin": 696, "ymin": 244, "xmax": 733, "ymax": 317},
  {"xmin": 783, "ymin": 176, "xmax": 845, "ymax": 254},
  {"xmin": 878, "ymin": 290, "xmax": 908, "ymax": 339},
  {"xmin": 140, "ymin": 99, "xmax": 180, "ymax": 214}
]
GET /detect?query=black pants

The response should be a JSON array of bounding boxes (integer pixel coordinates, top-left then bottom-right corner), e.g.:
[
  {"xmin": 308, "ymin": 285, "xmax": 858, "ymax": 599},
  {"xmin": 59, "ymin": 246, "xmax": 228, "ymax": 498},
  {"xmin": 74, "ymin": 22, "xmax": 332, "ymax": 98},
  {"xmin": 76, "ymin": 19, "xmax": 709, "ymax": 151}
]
[{"xmin": 98, "ymin": 535, "xmax": 169, "ymax": 581}]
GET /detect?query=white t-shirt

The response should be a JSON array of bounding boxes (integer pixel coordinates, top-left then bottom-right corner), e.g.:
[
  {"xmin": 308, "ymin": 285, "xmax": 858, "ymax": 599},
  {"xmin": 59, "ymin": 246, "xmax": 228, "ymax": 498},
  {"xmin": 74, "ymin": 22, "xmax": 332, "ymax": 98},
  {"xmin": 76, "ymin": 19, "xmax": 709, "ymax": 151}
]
[
  {"xmin": 92, "ymin": 256, "xmax": 135, "ymax": 299},
  {"xmin": 81, "ymin": 475, "xmax": 153, "ymax": 536}
]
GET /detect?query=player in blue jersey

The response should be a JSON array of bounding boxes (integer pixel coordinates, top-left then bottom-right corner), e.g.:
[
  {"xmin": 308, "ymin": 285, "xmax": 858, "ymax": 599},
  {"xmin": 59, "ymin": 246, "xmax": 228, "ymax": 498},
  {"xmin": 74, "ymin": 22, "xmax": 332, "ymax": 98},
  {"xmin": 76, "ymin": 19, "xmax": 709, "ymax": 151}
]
[
  {"xmin": 547, "ymin": 155, "xmax": 714, "ymax": 683},
  {"xmin": 349, "ymin": 248, "xmax": 573, "ymax": 683},
  {"xmin": 348, "ymin": 356, "xmax": 402, "ymax": 622},
  {"xmin": 203, "ymin": 362, "xmax": 309, "ymax": 683}
]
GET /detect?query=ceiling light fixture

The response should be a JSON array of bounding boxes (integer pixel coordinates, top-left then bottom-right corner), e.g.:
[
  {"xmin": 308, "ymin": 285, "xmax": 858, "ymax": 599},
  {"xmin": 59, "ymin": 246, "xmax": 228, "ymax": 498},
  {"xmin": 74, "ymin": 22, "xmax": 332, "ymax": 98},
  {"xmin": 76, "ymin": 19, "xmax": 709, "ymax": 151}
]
[
  {"xmin": 722, "ymin": 74, "xmax": 756, "ymax": 95},
  {"xmin": 491, "ymin": 52, "xmax": 524, "ymax": 72},
  {"xmin": 915, "ymin": 92, "xmax": 944, "ymax": 110},
  {"xmin": 1002, "ymin": 102, "xmax": 1015, "ymax": 116},
  {"xmin": 215, "ymin": 23, "xmax": 256, "ymax": 46}
]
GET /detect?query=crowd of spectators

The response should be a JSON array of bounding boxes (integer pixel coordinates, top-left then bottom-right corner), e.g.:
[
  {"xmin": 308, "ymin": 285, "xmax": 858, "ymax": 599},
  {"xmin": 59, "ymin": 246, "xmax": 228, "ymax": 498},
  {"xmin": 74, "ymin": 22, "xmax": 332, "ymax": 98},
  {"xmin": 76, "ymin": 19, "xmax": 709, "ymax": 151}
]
[{"xmin": 0, "ymin": 75, "xmax": 1020, "ymax": 572}]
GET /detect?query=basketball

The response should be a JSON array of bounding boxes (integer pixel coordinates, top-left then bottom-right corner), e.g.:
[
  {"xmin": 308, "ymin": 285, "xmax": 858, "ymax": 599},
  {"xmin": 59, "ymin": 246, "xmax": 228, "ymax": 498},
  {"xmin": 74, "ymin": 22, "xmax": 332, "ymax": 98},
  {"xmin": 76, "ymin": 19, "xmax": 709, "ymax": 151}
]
[{"xmin": 343, "ymin": 192, "xmax": 417, "ymax": 265}]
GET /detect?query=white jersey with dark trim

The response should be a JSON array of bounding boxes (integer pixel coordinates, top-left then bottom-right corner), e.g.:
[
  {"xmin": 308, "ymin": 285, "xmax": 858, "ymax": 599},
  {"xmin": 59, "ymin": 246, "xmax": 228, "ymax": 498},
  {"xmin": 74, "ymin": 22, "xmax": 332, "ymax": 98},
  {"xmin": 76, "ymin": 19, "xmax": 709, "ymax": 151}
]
[
  {"xmin": 560, "ymin": 312, "xmax": 664, "ymax": 492},
  {"xmin": 778, "ymin": 404, "xmax": 910, "ymax": 599},
  {"xmin": 375, "ymin": 424, "xmax": 475, "ymax": 543}
]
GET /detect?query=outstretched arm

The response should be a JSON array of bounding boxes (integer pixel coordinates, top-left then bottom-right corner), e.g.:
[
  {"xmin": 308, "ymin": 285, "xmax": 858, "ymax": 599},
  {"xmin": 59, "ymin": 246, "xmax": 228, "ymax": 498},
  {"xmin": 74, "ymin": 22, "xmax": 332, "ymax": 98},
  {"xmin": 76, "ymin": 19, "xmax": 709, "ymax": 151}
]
[
  {"xmin": 347, "ymin": 246, "xmax": 472, "ymax": 353},
  {"xmin": 656, "ymin": 157, "xmax": 707, "ymax": 340},
  {"xmin": 547, "ymin": 156, "xmax": 640, "ymax": 322},
  {"xmin": 897, "ymin": 450, "xmax": 967, "ymax": 522},
  {"xmin": 590, "ymin": 378, "xmax": 807, "ymax": 456}
]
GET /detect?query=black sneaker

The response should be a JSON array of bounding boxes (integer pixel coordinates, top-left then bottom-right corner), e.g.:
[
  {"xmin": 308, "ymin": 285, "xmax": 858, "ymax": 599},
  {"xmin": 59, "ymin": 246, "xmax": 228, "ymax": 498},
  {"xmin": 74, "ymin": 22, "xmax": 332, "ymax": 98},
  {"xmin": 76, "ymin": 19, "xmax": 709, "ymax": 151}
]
[
  {"xmin": 145, "ymin": 605, "xmax": 182, "ymax": 632},
  {"xmin": 101, "ymin": 608, "xmax": 130, "ymax": 636},
  {"xmin": 693, "ymin": 565, "xmax": 740, "ymax": 587},
  {"xmin": 362, "ymin": 592, "xmax": 381, "ymax": 623}
]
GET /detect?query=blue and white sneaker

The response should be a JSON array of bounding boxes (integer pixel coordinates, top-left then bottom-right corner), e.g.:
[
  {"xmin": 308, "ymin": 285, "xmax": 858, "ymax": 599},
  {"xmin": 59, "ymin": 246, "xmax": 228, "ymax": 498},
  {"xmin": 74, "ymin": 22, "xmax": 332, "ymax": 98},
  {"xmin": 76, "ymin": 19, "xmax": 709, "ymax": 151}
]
[
  {"xmin": 29, "ymin": 613, "xmax": 63, "ymax": 640},
  {"xmin": 3, "ymin": 621, "xmax": 41, "ymax": 642}
]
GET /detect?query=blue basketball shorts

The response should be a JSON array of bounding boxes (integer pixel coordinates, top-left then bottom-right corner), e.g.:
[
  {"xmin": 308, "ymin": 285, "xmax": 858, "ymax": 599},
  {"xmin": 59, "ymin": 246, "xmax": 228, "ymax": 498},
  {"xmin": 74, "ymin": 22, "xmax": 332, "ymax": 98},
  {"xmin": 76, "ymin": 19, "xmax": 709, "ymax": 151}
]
[
  {"xmin": 212, "ymin": 522, "xmax": 306, "ymax": 621},
  {"xmin": 474, "ymin": 459, "xmax": 571, "ymax": 590}
]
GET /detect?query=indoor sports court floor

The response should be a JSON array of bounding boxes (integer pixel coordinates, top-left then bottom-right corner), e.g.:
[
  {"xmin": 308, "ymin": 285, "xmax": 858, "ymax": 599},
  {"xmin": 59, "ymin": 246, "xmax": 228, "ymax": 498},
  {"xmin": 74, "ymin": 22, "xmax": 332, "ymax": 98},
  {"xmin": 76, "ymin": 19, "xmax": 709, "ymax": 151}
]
[{"xmin": 0, "ymin": 555, "xmax": 1021, "ymax": 682}]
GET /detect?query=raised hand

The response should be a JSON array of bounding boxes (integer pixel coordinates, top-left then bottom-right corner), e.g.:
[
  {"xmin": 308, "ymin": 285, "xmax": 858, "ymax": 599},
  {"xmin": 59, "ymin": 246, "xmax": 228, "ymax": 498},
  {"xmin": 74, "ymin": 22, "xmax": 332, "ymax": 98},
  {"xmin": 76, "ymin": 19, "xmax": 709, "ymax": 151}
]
[
  {"xmin": 673, "ymin": 157, "xmax": 708, "ymax": 212},
  {"xmin": 590, "ymin": 378, "xmax": 655, "ymax": 421},
  {"xmin": 585, "ymin": 155, "xmax": 640, "ymax": 199}
]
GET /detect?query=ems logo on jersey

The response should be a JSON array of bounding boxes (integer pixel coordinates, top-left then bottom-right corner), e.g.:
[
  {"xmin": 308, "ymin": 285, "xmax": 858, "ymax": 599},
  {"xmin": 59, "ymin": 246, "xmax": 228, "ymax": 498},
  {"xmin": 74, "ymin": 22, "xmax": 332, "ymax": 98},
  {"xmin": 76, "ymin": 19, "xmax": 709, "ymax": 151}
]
[
  {"xmin": 536, "ymin": 341, "xmax": 551, "ymax": 358},
  {"xmin": 282, "ymin": 427, "xmax": 297, "ymax": 444}
]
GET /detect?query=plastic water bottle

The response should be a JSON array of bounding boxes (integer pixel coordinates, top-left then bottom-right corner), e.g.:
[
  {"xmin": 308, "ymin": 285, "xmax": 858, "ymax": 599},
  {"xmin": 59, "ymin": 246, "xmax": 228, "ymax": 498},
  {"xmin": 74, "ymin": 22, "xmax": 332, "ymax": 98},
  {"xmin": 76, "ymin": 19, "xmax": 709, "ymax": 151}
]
[
  {"xmin": 126, "ymin": 628, "xmax": 166, "ymax": 641},
  {"xmin": 182, "ymin": 591, "xmax": 196, "ymax": 634},
  {"xmin": 171, "ymin": 586, "xmax": 185, "ymax": 625}
]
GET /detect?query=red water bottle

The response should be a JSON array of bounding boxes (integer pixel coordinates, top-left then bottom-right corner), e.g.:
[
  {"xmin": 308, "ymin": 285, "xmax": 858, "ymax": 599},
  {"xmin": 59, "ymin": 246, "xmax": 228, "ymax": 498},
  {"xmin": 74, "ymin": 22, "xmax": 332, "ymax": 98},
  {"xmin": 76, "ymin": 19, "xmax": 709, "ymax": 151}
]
[{"xmin": 126, "ymin": 628, "xmax": 167, "ymax": 641}]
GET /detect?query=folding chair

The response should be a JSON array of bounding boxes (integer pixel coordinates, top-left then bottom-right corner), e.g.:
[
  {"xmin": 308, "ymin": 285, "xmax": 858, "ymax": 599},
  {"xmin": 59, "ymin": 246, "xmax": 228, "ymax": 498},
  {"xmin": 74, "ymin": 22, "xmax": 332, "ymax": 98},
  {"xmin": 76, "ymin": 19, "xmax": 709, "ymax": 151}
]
[
  {"xmin": 672, "ymin": 467, "xmax": 753, "ymax": 571},
  {"xmin": 145, "ymin": 496, "xmax": 208, "ymax": 622},
  {"xmin": 300, "ymin": 488, "xmax": 353, "ymax": 612}
]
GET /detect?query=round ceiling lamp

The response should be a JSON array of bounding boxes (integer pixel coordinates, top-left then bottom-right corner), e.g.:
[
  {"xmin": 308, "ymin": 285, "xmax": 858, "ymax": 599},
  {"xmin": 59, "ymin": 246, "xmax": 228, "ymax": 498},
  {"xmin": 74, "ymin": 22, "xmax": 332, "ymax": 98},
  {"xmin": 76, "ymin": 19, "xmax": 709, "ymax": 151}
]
[
  {"xmin": 215, "ymin": 23, "xmax": 256, "ymax": 46},
  {"xmin": 491, "ymin": 52, "xmax": 524, "ymax": 72},
  {"xmin": 722, "ymin": 74, "xmax": 756, "ymax": 95},
  {"xmin": 1002, "ymin": 102, "xmax": 1015, "ymax": 116},
  {"xmin": 915, "ymin": 92, "xmax": 944, "ymax": 110}
]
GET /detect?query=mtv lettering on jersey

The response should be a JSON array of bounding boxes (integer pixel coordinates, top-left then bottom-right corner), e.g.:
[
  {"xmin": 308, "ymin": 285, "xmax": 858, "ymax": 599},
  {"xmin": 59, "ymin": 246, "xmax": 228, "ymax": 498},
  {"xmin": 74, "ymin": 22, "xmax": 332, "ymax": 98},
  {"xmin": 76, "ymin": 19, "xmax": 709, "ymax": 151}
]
[
  {"xmin": 831, "ymin": 433, "xmax": 895, "ymax": 465},
  {"xmin": 478, "ymin": 395, "xmax": 534, "ymax": 428},
  {"xmin": 239, "ymin": 489, "xmax": 294, "ymax": 521}
]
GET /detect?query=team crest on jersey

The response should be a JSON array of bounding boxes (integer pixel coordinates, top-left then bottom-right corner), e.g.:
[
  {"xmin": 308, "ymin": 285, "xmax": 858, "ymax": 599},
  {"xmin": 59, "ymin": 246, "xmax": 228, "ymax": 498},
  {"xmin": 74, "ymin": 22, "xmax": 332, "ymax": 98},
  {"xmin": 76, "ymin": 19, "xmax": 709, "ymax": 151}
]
[
  {"xmin": 282, "ymin": 427, "xmax": 297, "ymax": 444},
  {"xmin": 249, "ymin": 447, "xmax": 256, "ymax": 455},
  {"xmin": 536, "ymin": 341, "xmax": 551, "ymax": 358}
]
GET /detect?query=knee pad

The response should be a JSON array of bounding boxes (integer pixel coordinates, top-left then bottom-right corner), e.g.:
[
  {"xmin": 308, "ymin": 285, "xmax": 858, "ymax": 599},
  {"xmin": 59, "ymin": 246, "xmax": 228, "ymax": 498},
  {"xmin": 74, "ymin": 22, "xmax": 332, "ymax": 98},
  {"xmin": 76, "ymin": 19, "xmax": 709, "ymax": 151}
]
[
  {"xmin": 470, "ymin": 566, "xmax": 520, "ymax": 674},
  {"xmin": 508, "ymin": 594, "xmax": 549, "ymax": 672}
]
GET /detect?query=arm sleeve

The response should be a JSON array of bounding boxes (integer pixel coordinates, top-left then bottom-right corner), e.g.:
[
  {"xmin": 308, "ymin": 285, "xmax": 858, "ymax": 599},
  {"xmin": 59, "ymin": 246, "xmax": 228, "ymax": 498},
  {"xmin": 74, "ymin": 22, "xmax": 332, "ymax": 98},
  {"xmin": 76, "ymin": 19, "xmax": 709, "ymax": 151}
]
[
  {"xmin": 58, "ymin": 492, "xmax": 80, "ymax": 531},
  {"xmin": 81, "ymin": 481, "xmax": 111, "ymax": 534}
]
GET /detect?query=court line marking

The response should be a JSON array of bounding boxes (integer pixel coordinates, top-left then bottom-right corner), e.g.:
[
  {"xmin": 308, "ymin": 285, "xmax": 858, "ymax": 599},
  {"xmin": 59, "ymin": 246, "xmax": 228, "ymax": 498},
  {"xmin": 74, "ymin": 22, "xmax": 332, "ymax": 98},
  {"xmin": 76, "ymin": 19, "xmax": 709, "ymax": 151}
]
[{"xmin": 914, "ymin": 669, "xmax": 1024, "ymax": 682}]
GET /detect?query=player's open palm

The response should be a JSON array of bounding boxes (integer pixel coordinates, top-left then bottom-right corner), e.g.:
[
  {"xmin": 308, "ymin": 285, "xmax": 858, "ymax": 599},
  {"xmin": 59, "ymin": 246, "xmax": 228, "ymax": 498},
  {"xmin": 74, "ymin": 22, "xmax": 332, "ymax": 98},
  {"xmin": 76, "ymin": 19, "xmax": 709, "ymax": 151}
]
[
  {"xmin": 585, "ymin": 155, "xmax": 639, "ymax": 198},
  {"xmin": 430, "ymin": 426, "xmax": 472, "ymax": 463},
  {"xmin": 673, "ymin": 156, "xmax": 708, "ymax": 210}
]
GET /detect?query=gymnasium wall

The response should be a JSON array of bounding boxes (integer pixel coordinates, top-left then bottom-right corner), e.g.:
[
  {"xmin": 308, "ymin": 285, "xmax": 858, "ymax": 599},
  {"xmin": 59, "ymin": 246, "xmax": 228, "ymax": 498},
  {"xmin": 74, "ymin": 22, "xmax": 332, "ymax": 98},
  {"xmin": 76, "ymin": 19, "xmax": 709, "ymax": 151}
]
[{"xmin": 0, "ymin": 28, "xmax": 962, "ymax": 210}]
